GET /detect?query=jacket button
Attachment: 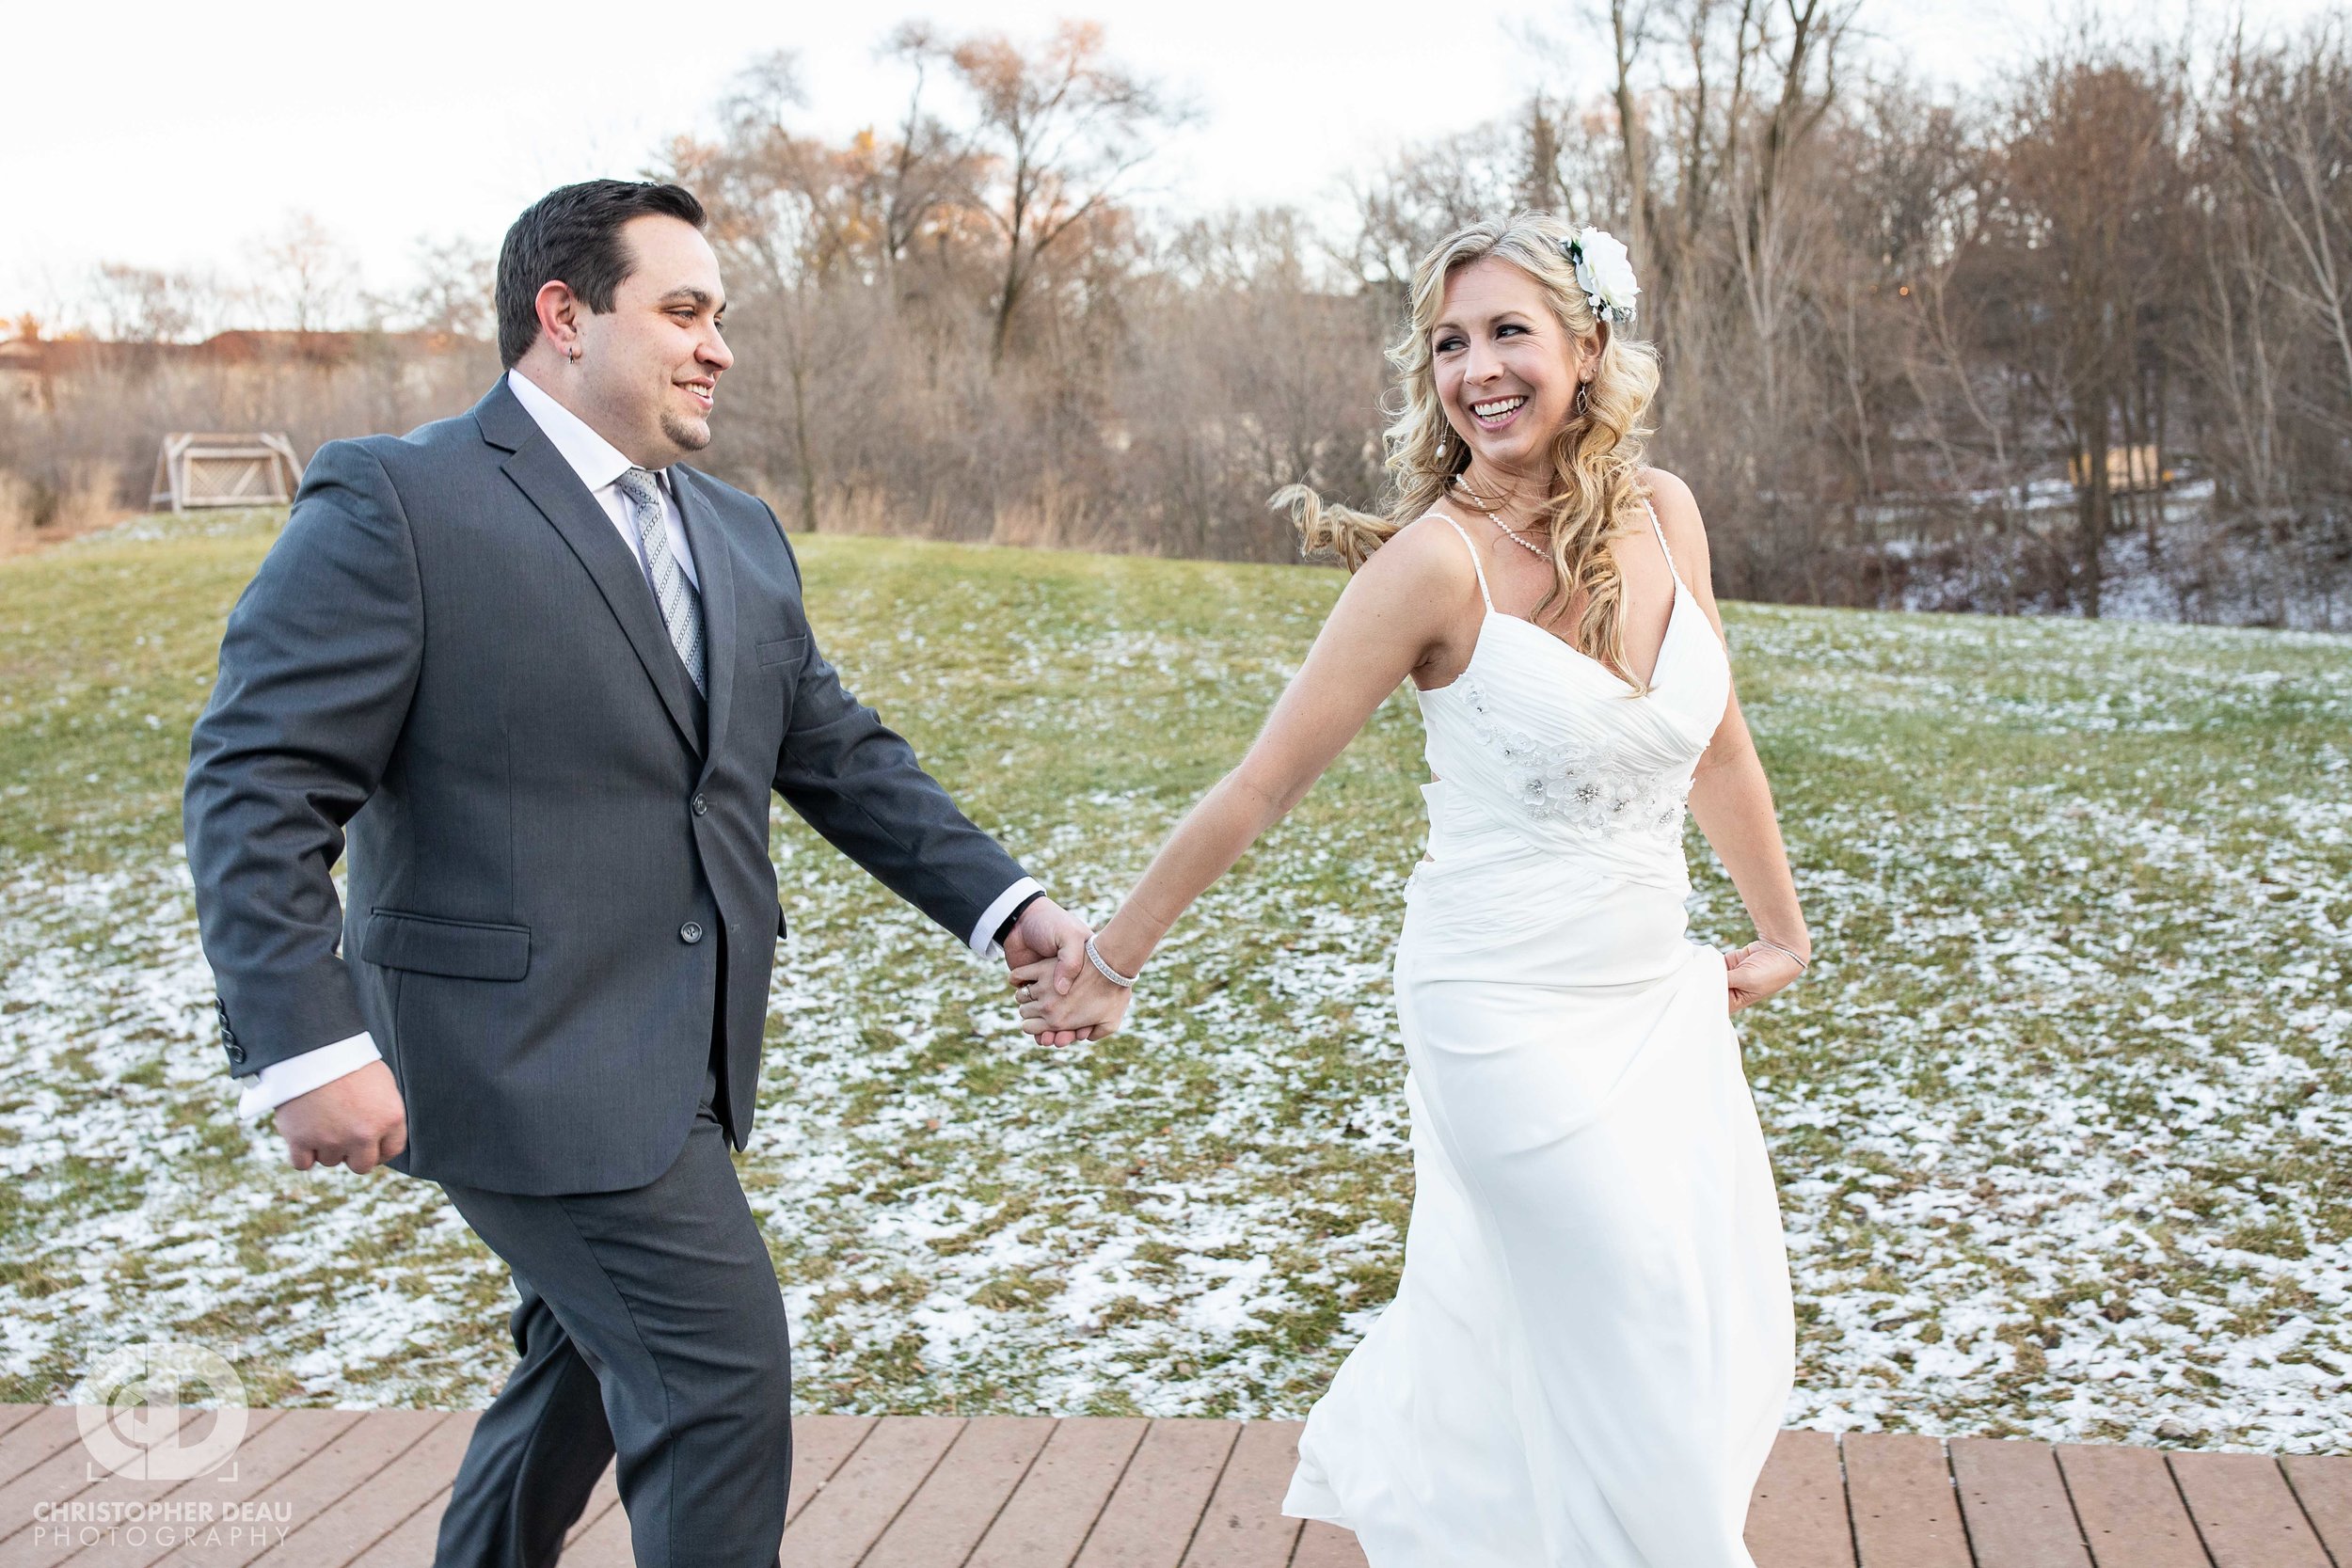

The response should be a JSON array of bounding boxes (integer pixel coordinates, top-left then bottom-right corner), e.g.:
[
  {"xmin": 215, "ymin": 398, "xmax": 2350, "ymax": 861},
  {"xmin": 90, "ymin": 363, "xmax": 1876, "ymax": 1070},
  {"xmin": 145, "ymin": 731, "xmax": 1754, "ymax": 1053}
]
[
  {"xmin": 680, "ymin": 922, "xmax": 705, "ymax": 944},
  {"xmin": 226, "ymin": 1042, "xmax": 247, "ymax": 1066},
  {"xmin": 691, "ymin": 794, "xmax": 708, "ymax": 816}
]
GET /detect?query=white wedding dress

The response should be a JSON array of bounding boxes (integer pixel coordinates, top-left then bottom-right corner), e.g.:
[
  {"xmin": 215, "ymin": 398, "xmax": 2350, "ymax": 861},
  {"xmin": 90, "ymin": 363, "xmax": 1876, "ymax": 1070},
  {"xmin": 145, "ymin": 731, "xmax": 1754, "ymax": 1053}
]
[{"xmin": 1282, "ymin": 503, "xmax": 1795, "ymax": 1566}]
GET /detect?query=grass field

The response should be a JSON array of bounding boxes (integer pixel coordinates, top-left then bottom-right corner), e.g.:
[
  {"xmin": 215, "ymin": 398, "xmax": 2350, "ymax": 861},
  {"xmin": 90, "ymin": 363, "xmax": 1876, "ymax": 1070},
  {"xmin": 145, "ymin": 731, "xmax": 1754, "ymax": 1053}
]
[{"xmin": 1, "ymin": 508, "xmax": 2346, "ymax": 1450}]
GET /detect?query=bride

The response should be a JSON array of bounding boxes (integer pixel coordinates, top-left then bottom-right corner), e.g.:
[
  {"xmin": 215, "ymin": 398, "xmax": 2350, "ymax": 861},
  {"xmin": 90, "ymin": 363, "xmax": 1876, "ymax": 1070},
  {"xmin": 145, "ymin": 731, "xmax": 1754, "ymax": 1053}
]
[{"xmin": 1013, "ymin": 212, "xmax": 1807, "ymax": 1566}]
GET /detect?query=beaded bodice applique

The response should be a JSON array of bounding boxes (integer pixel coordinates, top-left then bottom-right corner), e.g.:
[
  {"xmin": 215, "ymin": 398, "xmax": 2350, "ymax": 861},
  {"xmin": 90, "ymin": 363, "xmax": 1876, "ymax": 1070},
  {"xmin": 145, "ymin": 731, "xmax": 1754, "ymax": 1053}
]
[{"xmin": 1454, "ymin": 674, "xmax": 1693, "ymax": 842}]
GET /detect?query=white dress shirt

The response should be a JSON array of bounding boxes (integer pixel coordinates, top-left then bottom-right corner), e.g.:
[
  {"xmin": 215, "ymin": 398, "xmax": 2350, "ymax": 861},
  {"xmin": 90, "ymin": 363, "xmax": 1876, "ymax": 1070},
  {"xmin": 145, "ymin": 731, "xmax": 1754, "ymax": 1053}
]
[
  {"xmin": 234, "ymin": 370, "xmax": 1040, "ymax": 1119},
  {"xmin": 504, "ymin": 368, "xmax": 697, "ymax": 590}
]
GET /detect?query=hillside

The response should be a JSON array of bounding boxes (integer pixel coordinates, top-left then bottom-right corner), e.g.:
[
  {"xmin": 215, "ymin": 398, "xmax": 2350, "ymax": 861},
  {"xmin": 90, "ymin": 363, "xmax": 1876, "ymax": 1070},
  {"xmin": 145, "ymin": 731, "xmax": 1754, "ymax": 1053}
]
[{"xmin": 1, "ymin": 510, "xmax": 2345, "ymax": 1449}]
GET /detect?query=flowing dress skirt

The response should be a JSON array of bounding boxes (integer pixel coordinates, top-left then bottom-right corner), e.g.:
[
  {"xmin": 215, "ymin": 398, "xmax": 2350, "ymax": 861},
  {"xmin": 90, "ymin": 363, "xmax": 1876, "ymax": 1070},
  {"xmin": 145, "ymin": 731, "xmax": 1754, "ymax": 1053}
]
[{"xmin": 1283, "ymin": 809, "xmax": 1795, "ymax": 1567}]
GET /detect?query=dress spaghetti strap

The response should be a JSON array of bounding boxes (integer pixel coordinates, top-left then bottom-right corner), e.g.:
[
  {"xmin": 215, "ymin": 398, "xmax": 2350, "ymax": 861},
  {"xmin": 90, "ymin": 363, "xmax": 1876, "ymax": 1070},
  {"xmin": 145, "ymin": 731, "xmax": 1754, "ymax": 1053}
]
[
  {"xmin": 1641, "ymin": 497, "xmax": 1684, "ymax": 591},
  {"xmin": 1425, "ymin": 510, "xmax": 1494, "ymax": 609}
]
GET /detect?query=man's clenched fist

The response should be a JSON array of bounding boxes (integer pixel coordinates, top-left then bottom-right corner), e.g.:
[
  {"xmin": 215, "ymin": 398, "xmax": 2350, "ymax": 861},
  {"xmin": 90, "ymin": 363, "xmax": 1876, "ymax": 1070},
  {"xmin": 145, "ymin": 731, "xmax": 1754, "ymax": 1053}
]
[{"xmin": 276, "ymin": 1060, "xmax": 407, "ymax": 1173}]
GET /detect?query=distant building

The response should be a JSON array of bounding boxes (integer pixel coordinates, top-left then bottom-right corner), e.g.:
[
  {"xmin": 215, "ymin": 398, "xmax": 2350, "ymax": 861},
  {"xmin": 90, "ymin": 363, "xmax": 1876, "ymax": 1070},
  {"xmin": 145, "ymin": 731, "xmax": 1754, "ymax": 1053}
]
[{"xmin": 0, "ymin": 328, "xmax": 489, "ymax": 410}]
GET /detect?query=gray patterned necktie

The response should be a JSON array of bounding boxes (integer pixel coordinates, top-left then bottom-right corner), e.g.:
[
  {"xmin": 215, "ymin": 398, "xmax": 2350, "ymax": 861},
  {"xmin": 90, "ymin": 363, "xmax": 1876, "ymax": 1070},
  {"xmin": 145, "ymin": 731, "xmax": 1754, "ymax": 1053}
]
[{"xmin": 614, "ymin": 467, "xmax": 706, "ymax": 696}]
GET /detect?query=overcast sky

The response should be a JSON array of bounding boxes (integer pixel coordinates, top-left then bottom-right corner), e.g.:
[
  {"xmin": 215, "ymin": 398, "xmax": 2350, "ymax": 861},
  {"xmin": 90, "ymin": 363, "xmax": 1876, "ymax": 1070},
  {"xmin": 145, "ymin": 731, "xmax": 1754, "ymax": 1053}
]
[{"xmin": 6, "ymin": 0, "xmax": 2332, "ymax": 324}]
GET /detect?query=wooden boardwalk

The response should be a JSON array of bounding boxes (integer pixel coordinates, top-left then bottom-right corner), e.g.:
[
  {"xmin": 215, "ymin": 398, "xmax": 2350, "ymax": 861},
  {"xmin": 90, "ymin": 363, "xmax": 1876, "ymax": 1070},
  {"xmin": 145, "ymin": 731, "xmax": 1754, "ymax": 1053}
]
[{"xmin": 1, "ymin": 1404, "xmax": 2344, "ymax": 1566}]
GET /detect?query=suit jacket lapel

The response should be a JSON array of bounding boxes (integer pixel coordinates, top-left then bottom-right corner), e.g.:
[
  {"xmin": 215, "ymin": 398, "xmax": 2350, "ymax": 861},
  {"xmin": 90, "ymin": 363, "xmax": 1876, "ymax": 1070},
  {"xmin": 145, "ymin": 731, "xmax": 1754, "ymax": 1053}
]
[
  {"xmin": 475, "ymin": 380, "xmax": 704, "ymax": 757},
  {"xmin": 673, "ymin": 469, "xmax": 736, "ymax": 779}
]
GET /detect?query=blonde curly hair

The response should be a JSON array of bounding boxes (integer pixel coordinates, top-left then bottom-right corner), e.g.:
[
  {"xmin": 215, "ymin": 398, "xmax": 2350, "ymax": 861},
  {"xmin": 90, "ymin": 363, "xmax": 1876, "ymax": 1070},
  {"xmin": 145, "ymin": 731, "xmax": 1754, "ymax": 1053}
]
[{"xmin": 1275, "ymin": 212, "xmax": 1664, "ymax": 687}]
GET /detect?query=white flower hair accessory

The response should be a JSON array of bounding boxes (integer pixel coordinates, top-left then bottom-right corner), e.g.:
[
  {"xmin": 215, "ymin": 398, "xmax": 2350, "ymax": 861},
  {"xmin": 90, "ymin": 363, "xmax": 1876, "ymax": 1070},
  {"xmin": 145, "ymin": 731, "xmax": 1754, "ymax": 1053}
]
[{"xmin": 1563, "ymin": 227, "xmax": 1640, "ymax": 325}]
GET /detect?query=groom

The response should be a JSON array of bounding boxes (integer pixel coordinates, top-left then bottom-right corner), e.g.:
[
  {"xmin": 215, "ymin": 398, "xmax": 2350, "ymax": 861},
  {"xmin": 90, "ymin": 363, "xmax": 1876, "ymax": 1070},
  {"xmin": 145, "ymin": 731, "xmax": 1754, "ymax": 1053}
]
[{"xmin": 184, "ymin": 179, "xmax": 1096, "ymax": 1567}]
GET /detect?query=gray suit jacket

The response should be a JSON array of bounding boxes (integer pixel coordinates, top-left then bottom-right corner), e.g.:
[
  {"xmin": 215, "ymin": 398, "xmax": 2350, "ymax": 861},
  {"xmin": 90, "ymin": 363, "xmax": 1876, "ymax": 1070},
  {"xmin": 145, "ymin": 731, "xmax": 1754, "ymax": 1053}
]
[{"xmin": 185, "ymin": 378, "xmax": 1029, "ymax": 1195}]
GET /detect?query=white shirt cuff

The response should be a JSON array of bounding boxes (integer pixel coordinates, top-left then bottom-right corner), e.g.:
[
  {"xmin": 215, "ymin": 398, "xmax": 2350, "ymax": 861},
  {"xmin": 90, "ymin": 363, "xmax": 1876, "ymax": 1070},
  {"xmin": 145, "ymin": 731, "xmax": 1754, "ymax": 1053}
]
[
  {"xmin": 969, "ymin": 878, "xmax": 1045, "ymax": 960},
  {"xmin": 235, "ymin": 1033, "xmax": 383, "ymax": 1120}
]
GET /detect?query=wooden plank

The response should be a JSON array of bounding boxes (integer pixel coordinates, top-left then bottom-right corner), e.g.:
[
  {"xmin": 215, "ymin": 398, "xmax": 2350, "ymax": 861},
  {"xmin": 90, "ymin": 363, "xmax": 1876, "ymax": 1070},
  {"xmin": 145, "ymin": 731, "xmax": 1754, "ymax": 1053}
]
[
  {"xmin": 1844, "ymin": 1433, "xmax": 1970, "ymax": 1568},
  {"xmin": 0, "ymin": 1410, "xmax": 221, "ymax": 1551},
  {"xmin": 27, "ymin": 1402, "xmax": 2330, "ymax": 1568},
  {"xmin": 969, "ymin": 1417, "xmax": 1150, "ymax": 1568},
  {"xmin": 1289, "ymin": 1522, "xmax": 1370, "ymax": 1568},
  {"xmin": 0, "ymin": 1410, "xmax": 287, "ymax": 1566},
  {"xmin": 2170, "ymin": 1452, "xmax": 2331, "ymax": 1568},
  {"xmin": 783, "ymin": 1416, "xmax": 965, "ymax": 1568},
  {"xmin": 243, "ymin": 1410, "xmax": 458, "ymax": 1568},
  {"xmin": 790, "ymin": 1416, "xmax": 884, "ymax": 1528},
  {"xmin": 1950, "ymin": 1436, "xmax": 2091, "ymax": 1568},
  {"xmin": 0, "ymin": 1408, "xmax": 82, "ymax": 1489},
  {"xmin": 2280, "ymin": 1455, "xmax": 2352, "ymax": 1565},
  {"xmin": 865, "ymin": 1416, "xmax": 1057, "ymax": 1568},
  {"xmin": 1073, "ymin": 1419, "xmax": 1241, "ymax": 1568},
  {"xmin": 1183, "ymin": 1421, "xmax": 1305, "ymax": 1568},
  {"xmin": 1745, "ymin": 1428, "xmax": 1856, "ymax": 1568},
  {"xmin": 76, "ymin": 1408, "xmax": 368, "ymax": 1568},
  {"xmin": 2053, "ymin": 1444, "xmax": 2210, "ymax": 1568},
  {"xmin": 343, "ymin": 1486, "xmax": 451, "ymax": 1568}
]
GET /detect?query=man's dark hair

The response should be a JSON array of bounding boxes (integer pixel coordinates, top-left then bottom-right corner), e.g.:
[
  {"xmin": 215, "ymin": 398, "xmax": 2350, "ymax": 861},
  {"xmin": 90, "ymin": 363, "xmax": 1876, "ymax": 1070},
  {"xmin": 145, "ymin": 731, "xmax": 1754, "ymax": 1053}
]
[{"xmin": 494, "ymin": 180, "xmax": 707, "ymax": 368}]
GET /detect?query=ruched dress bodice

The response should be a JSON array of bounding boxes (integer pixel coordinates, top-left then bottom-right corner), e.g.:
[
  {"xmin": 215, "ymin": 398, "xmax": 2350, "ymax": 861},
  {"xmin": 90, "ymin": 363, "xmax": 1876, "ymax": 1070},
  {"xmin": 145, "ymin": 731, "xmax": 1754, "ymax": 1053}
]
[{"xmin": 1417, "ymin": 562, "xmax": 1729, "ymax": 895}]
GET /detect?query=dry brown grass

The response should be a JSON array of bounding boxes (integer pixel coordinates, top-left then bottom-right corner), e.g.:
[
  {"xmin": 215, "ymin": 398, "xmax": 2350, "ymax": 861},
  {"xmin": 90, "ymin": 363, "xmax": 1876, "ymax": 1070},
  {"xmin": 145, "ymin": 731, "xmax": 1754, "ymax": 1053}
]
[{"xmin": 0, "ymin": 465, "xmax": 125, "ymax": 558}]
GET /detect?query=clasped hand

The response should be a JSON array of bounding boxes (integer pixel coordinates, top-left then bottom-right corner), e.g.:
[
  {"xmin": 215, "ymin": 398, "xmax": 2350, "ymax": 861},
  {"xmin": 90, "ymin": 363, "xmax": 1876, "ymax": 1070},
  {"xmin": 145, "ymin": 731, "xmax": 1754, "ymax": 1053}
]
[
  {"xmin": 1009, "ymin": 948, "xmax": 1132, "ymax": 1040},
  {"xmin": 1000, "ymin": 896, "xmax": 1127, "ymax": 1045}
]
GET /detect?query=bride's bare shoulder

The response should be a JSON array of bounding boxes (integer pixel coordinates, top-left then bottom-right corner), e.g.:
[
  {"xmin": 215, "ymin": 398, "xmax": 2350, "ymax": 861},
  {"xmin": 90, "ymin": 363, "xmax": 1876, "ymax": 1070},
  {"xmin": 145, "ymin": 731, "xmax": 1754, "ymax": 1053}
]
[
  {"xmin": 1636, "ymin": 467, "xmax": 1712, "ymax": 571},
  {"xmin": 1638, "ymin": 465, "xmax": 1700, "ymax": 516},
  {"xmin": 1359, "ymin": 508, "xmax": 1485, "ymax": 594},
  {"xmin": 1330, "ymin": 511, "xmax": 1489, "ymax": 662}
]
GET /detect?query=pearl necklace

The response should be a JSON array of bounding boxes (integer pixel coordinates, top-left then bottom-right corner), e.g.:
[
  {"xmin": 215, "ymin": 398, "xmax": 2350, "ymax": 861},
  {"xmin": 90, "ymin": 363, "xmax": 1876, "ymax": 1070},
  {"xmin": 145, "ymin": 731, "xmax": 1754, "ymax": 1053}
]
[{"xmin": 1450, "ymin": 476, "xmax": 1551, "ymax": 560}]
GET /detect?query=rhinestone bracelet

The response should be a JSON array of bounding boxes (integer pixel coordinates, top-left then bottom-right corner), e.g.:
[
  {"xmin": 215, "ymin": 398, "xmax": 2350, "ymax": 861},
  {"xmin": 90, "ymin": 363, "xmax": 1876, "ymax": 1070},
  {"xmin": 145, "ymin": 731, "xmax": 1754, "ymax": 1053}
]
[
  {"xmin": 1086, "ymin": 937, "xmax": 1139, "ymax": 988},
  {"xmin": 1753, "ymin": 937, "xmax": 1810, "ymax": 971}
]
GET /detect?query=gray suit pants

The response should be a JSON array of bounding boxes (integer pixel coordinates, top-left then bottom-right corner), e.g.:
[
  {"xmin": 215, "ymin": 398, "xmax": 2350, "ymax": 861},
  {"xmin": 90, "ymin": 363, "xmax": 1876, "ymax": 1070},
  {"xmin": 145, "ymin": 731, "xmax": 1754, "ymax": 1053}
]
[{"xmin": 433, "ymin": 1068, "xmax": 792, "ymax": 1568}]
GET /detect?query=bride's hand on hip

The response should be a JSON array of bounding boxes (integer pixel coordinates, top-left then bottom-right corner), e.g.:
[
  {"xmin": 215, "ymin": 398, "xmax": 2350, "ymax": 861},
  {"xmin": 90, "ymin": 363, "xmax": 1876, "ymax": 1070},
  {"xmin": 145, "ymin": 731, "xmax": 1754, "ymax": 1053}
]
[{"xmin": 1722, "ymin": 942, "xmax": 1804, "ymax": 1013}]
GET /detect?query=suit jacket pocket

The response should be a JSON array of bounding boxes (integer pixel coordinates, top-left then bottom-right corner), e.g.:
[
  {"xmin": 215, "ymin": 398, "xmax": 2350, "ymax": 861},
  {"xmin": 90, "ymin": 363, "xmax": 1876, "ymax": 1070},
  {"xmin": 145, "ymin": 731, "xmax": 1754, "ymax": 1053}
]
[
  {"xmin": 756, "ymin": 634, "xmax": 810, "ymax": 667},
  {"xmin": 362, "ymin": 909, "xmax": 532, "ymax": 981}
]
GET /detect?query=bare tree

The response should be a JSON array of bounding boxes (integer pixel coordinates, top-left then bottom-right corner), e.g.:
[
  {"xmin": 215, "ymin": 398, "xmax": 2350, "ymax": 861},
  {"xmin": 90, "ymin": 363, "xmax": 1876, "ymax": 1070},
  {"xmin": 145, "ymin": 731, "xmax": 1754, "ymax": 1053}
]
[
  {"xmin": 2231, "ymin": 19, "xmax": 2352, "ymax": 444},
  {"xmin": 1340, "ymin": 121, "xmax": 1522, "ymax": 305},
  {"xmin": 402, "ymin": 237, "xmax": 495, "ymax": 339},
  {"xmin": 255, "ymin": 211, "xmax": 360, "ymax": 333},
  {"xmin": 1994, "ymin": 34, "xmax": 2191, "ymax": 615},
  {"xmin": 2184, "ymin": 19, "xmax": 2352, "ymax": 625},
  {"xmin": 928, "ymin": 21, "xmax": 1192, "ymax": 364},
  {"xmin": 674, "ymin": 58, "xmax": 839, "ymax": 535},
  {"xmin": 868, "ymin": 24, "xmax": 984, "ymax": 273},
  {"xmin": 85, "ymin": 264, "xmax": 214, "ymax": 343},
  {"xmin": 1601, "ymin": 0, "xmax": 1661, "ymax": 269}
]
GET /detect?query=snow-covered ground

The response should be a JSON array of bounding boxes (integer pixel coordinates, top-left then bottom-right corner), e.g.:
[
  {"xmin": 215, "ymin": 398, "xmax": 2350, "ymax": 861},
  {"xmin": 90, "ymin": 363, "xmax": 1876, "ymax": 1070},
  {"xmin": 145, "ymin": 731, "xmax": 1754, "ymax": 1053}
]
[
  {"xmin": 2, "ymin": 527, "xmax": 2344, "ymax": 1449},
  {"xmin": 1880, "ymin": 484, "xmax": 2349, "ymax": 632}
]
